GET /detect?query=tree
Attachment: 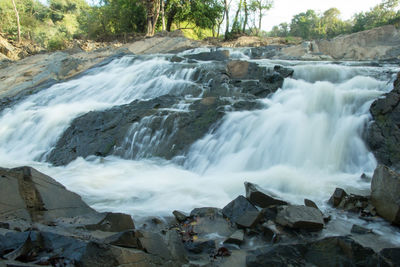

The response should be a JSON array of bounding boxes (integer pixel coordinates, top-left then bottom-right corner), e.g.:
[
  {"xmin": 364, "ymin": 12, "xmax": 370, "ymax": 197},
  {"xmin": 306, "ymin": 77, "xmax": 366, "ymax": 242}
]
[
  {"xmin": 290, "ymin": 9, "xmax": 319, "ymax": 39},
  {"xmin": 11, "ymin": 0, "xmax": 21, "ymax": 43},
  {"xmin": 144, "ymin": 0, "xmax": 160, "ymax": 36},
  {"xmin": 249, "ymin": 0, "xmax": 272, "ymax": 35}
]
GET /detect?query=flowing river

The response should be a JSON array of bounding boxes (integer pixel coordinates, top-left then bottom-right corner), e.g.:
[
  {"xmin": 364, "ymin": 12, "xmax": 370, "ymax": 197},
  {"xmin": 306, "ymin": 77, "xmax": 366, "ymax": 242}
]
[{"xmin": 0, "ymin": 49, "xmax": 399, "ymax": 242}]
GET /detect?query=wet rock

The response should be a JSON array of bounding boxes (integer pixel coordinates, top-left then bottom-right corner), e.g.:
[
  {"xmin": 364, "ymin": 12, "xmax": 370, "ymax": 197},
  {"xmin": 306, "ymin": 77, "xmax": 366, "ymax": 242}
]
[
  {"xmin": 328, "ymin": 188, "xmax": 348, "ymax": 207},
  {"xmin": 245, "ymin": 182, "xmax": 288, "ymax": 208},
  {"xmin": 48, "ymin": 95, "xmax": 229, "ymax": 166},
  {"xmin": 85, "ymin": 212, "xmax": 135, "ymax": 232},
  {"xmin": 173, "ymin": 210, "xmax": 189, "ymax": 222},
  {"xmin": 0, "ymin": 166, "xmax": 96, "ymax": 223},
  {"xmin": 247, "ymin": 236, "xmax": 385, "ymax": 267},
  {"xmin": 185, "ymin": 240, "xmax": 215, "ymax": 254},
  {"xmin": 222, "ymin": 195, "xmax": 258, "ymax": 225},
  {"xmin": 103, "ymin": 230, "xmax": 142, "ymax": 249},
  {"xmin": 190, "ymin": 207, "xmax": 221, "ymax": 218},
  {"xmin": 224, "ymin": 230, "xmax": 244, "ymax": 245},
  {"xmin": 184, "ymin": 50, "xmax": 230, "ymax": 61},
  {"xmin": 304, "ymin": 199, "xmax": 319, "ymax": 210},
  {"xmin": 136, "ymin": 231, "xmax": 173, "ymax": 260},
  {"xmin": 371, "ymin": 165, "xmax": 400, "ymax": 225},
  {"xmin": 260, "ymin": 221, "xmax": 281, "ymax": 243},
  {"xmin": 170, "ymin": 55, "xmax": 185, "ymax": 62},
  {"xmin": 380, "ymin": 247, "xmax": 400, "ymax": 266},
  {"xmin": 192, "ymin": 214, "xmax": 235, "ymax": 238},
  {"xmin": 367, "ymin": 72, "xmax": 400, "ymax": 169},
  {"xmin": 0, "ymin": 223, "xmax": 9, "ymax": 229},
  {"xmin": 235, "ymin": 210, "xmax": 262, "ymax": 229},
  {"xmin": 275, "ymin": 205, "xmax": 324, "ymax": 231},
  {"xmin": 351, "ymin": 224, "xmax": 373, "ymax": 235}
]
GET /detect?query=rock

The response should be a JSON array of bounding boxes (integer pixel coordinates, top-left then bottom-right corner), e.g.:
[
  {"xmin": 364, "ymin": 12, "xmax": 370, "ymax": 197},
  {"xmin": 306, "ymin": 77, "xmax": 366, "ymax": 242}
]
[
  {"xmin": 47, "ymin": 96, "xmax": 229, "ymax": 166},
  {"xmin": 304, "ymin": 199, "xmax": 319, "ymax": 210},
  {"xmin": 0, "ymin": 223, "xmax": 9, "ymax": 229},
  {"xmin": 191, "ymin": 214, "xmax": 235, "ymax": 238},
  {"xmin": 328, "ymin": 188, "xmax": 348, "ymax": 207},
  {"xmin": 367, "ymin": 72, "xmax": 400, "ymax": 169},
  {"xmin": 103, "ymin": 230, "xmax": 142, "ymax": 249},
  {"xmin": 85, "ymin": 212, "xmax": 135, "ymax": 232},
  {"xmin": 380, "ymin": 248, "xmax": 400, "ymax": 266},
  {"xmin": 185, "ymin": 240, "xmax": 215, "ymax": 254},
  {"xmin": 222, "ymin": 195, "xmax": 258, "ymax": 225},
  {"xmin": 260, "ymin": 221, "xmax": 281, "ymax": 243},
  {"xmin": 0, "ymin": 166, "xmax": 96, "ymax": 223},
  {"xmin": 173, "ymin": 210, "xmax": 189, "ymax": 222},
  {"xmin": 235, "ymin": 210, "xmax": 262, "ymax": 229},
  {"xmin": 224, "ymin": 230, "xmax": 244, "ymax": 245},
  {"xmin": 246, "ymin": 236, "xmax": 385, "ymax": 267},
  {"xmin": 245, "ymin": 182, "xmax": 288, "ymax": 208},
  {"xmin": 190, "ymin": 207, "xmax": 221, "ymax": 218},
  {"xmin": 184, "ymin": 50, "xmax": 230, "ymax": 61},
  {"xmin": 351, "ymin": 224, "xmax": 373, "ymax": 235},
  {"xmin": 371, "ymin": 165, "xmax": 400, "ymax": 225},
  {"xmin": 275, "ymin": 205, "xmax": 324, "ymax": 231},
  {"xmin": 136, "ymin": 231, "xmax": 173, "ymax": 260}
]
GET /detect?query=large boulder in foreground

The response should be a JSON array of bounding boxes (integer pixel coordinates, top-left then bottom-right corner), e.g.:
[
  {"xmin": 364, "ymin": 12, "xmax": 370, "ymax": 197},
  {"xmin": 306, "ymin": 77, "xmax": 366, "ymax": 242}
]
[
  {"xmin": 371, "ymin": 165, "xmax": 400, "ymax": 225},
  {"xmin": 367, "ymin": 72, "xmax": 400, "ymax": 169},
  {"xmin": 0, "ymin": 166, "xmax": 96, "ymax": 223},
  {"xmin": 275, "ymin": 205, "xmax": 324, "ymax": 231}
]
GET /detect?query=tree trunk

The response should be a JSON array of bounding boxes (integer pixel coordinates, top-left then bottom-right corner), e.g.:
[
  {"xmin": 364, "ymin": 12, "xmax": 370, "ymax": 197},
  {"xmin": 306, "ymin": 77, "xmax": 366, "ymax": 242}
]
[
  {"xmin": 166, "ymin": 6, "xmax": 177, "ymax": 32},
  {"xmin": 145, "ymin": 0, "xmax": 160, "ymax": 36},
  {"xmin": 11, "ymin": 0, "xmax": 21, "ymax": 43},
  {"xmin": 258, "ymin": 3, "xmax": 262, "ymax": 35},
  {"xmin": 242, "ymin": 0, "xmax": 248, "ymax": 33},
  {"xmin": 224, "ymin": 0, "xmax": 230, "ymax": 38},
  {"xmin": 161, "ymin": 0, "xmax": 166, "ymax": 31},
  {"xmin": 232, "ymin": 0, "xmax": 242, "ymax": 33}
]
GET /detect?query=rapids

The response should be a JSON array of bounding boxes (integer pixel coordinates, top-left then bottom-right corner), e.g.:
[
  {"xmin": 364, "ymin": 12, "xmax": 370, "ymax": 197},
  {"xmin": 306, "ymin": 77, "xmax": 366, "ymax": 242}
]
[{"xmin": 0, "ymin": 49, "xmax": 398, "ymax": 243}]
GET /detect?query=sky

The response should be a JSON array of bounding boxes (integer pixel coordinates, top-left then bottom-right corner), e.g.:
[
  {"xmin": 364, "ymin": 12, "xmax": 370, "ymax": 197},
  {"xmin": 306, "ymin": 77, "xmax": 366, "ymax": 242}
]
[{"xmin": 262, "ymin": 0, "xmax": 384, "ymax": 30}]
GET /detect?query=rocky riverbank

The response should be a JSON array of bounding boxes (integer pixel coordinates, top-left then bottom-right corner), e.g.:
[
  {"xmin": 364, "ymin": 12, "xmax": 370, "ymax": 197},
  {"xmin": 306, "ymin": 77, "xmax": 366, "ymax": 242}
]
[{"xmin": 0, "ymin": 163, "xmax": 399, "ymax": 266}]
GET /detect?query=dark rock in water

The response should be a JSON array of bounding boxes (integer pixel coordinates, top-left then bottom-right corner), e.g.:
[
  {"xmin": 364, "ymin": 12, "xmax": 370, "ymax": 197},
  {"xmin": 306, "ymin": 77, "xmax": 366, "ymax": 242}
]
[
  {"xmin": 380, "ymin": 247, "xmax": 400, "ymax": 266},
  {"xmin": 328, "ymin": 188, "xmax": 348, "ymax": 207},
  {"xmin": 361, "ymin": 173, "xmax": 372, "ymax": 182},
  {"xmin": 245, "ymin": 46, "xmax": 284, "ymax": 59},
  {"xmin": 190, "ymin": 207, "xmax": 221, "ymax": 218},
  {"xmin": 224, "ymin": 230, "xmax": 245, "ymax": 245},
  {"xmin": 173, "ymin": 210, "xmax": 189, "ymax": 222},
  {"xmin": 85, "ymin": 212, "xmax": 135, "ymax": 232},
  {"xmin": 185, "ymin": 240, "xmax": 215, "ymax": 254},
  {"xmin": 0, "ymin": 166, "xmax": 96, "ymax": 223},
  {"xmin": 222, "ymin": 195, "xmax": 258, "ymax": 225},
  {"xmin": 235, "ymin": 210, "xmax": 262, "ymax": 229},
  {"xmin": 47, "ymin": 95, "xmax": 229, "ymax": 166},
  {"xmin": 136, "ymin": 231, "xmax": 173, "ymax": 260},
  {"xmin": 0, "ymin": 222, "xmax": 9, "ymax": 229},
  {"xmin": 275, "ymin": 205, "xmax": 324, "ymax": 231},
  {"xmin": 170, "ymin": 55, "xmax": 185, "ymax": 62},
  {"xmin": 103, "ymin": 230, "xmax": 142, "ymax": 249},
  {"xmin": 367, "ymin": 72, "xmax": 400, "ymax": 169},
  {"xmin": 260, "ymin": 221, "xmax": 281, "ymax": 243},
  {"xmin": 245, "ymin": 182, "xmax": 288, "ymax": 208},
  {"xmin": 351, "ymin": 224, "xmax": 373, "ymax": 235},
  {"xmin": 304, "ymin": 199, "xmax": 319, "ymax": 210},
  {"xmin": 371, "ymin": 165, "xmax": 400, "ymax": 225},
  {"xmin": 247, "ymin": 236, "xmax": 385, "ymax": 267},
  {"xmin": 184, "ymin": 50, "xmax": 230, "ymax": 61},
  {"xmin": 273, "ymin": 65, "xmax": 294, "ymax": 78}
]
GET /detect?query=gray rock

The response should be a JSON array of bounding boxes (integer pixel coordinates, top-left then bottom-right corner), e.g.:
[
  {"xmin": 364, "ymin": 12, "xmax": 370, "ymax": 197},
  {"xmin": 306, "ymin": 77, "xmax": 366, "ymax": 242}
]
[
  {"xmin": 185, "ymin": 240, "xmax": 215, "ymax": 254},
  {"xmin": 235, "ymin": 210, "xmax": 262, "ymax": 228},
  {"xmin": 328, "ymin": 188, "xmax": 348, "ymax": 207},
  {"xmin": 304, "ymin": 199, "xmax": 319, "ymax": 210},
  {"xmin": 85, "ymin": 212, "xmax": 135, "ymax": 232},
  {"xmin": 184, "ymin": 50, "xmax": 230, "ymax": 61},
  {"xmin": 190, "ymin": 207, "xmax": 221, "ymax": 218},
  {"xmin": 102, "ymin": 230, "xmax": 142, "ymax": 248},
  {"xmin": 276, "ymin": 205, "xmax": 324, "ymax": 231},
  {"xmin": 351, "ymin": 224, "xmax": 373, "ymax": 235},
  {"xmin": 173, "ymin": 210, "xmax": 189, "ymax": 222},
  {"xmin": 222, "ymin": 195, "xmax": 258, "ymax": 224},
  {"xmin": 0, "ymin": 166, "xmax": 96, "ymax": 223},
  {"xmin": 380, "ymin": 248, "xmax": 400, "ymax": 266},
  {"xmin": 245, "ymin": 182, "xmax": 288, "ymax": 208},
  {"xmin": 371, "ymin": 165, "xmax": 400, "ymax": 225},
  {"xmin": 367, "ymin": 72, "xmax": 400, "ymax": 169},
  {"xmin": 224, "ymin": 230, "xmax": 245, "ymax": 245}
]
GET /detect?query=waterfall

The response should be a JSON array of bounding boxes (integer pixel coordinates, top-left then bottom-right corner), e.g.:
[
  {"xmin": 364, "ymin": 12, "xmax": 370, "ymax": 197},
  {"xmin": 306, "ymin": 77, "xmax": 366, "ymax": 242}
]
[{"xmin": 0, "ymin": 51, "xmax": 397, "ymax": 217}]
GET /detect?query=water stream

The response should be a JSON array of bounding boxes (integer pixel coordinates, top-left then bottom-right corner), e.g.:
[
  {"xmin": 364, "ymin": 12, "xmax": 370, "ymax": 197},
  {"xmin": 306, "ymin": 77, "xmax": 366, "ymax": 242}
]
[{"xmin": 0, "ymin": 49, "xmax": 399, "ymax": 243}]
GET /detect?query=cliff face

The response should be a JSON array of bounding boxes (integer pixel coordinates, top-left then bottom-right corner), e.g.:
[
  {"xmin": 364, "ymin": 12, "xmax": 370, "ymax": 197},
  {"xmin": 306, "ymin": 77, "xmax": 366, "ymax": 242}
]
[
  {"xmin": 367, "ymin": 72, "xmax": 400, "ymax": 170},
  {"xmin": 280, "ymin": 25, "xmax": 400, "ymax": 61}
]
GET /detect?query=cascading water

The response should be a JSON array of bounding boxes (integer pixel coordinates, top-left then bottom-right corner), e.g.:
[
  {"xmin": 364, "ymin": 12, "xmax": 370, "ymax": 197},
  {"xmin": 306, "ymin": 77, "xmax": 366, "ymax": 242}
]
[{"xmin": 0, "ymin": 50, "xmax": 398, "ymax": 244}]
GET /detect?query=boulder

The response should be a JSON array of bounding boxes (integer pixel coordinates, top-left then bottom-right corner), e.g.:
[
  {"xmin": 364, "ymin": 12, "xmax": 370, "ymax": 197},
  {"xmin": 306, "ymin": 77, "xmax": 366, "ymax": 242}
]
[
  {"xmin": 0, "ymin": 166, "xmax": 96, "ymax": 223},
  {"xmin": 184, "ymin": 50, "xmax": 230, "ymax": 61},
  {"xmin": 371, "ymin": 165, "xmax": 400, "ymax": 225},
  {"xmin": 246, "ymin": 236, "xmax": 385, "ymax": 267},
  {"xmin": 304, "ymin": 199, "xmax": 319, "ymax": 210},
  {"xmin": 184, "ymin": 240, "xmax": 215, "ymax": 254},
  {"xmin": 351, "ymin": 224, "xmax": 373, "ymax": 235},
  {"xmin": 47, "ymin": 95, "xmax": 229, "ymax": 166},
  {"xmin": 328, "ymin": 188, "xmax": 348, "ymax": 207},
  {"xmin": 224, "ymin": 230, "xmax": 245, "ymax": 245},
  {"xmin": 380, "ymin": 248, "xmax": 400, "ymax": 266},
  {"xmin": 222, "ymin": 195, "xmax": 258, "ymax": 225},
  {"xmin": 367, "ymin": 72, "xmax": 400, "ymax": 169},
  {"xmin": 85, "ymin": 212, "xmax": 135, "ymax": 232},
  {"xmin": 275, "ymin": 205, "xmax": 324, "ymax": 231},
  {"xmin": 173, "ymin": 210, "xmax": 189, "ymax": 222},
  {"xmin": 245, "ymin": 182, "xmax": 288, "ymax": 208},
  {"xmin": 102, "ymin": 230, "xmax": 142, "ymax": 248}
]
